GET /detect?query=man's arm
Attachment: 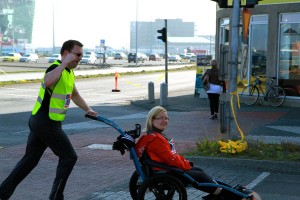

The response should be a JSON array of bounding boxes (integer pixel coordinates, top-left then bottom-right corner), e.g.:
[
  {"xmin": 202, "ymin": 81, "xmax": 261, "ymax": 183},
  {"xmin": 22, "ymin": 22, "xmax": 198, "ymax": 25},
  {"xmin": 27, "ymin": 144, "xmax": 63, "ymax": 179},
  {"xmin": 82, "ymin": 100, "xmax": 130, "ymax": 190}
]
[
  {"xmin": 44, "ymin": 61, "xmax": 70, "ymax": 88},
  {"xmin": 72, "ymin": 85, "xmax": 97, "ymax": 116}
]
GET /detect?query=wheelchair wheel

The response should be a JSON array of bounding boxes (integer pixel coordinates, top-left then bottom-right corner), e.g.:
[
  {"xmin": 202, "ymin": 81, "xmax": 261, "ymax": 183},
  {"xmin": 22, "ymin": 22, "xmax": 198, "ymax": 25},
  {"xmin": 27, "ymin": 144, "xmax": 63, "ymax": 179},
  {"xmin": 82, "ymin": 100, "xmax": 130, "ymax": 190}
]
[
  {"xmin": 137, "ymin": 173, "xmax": 187, "ymax": 200},
  {"xmin": 129, "ymin": 170, "xmax": 141, "ymax": 200},
  {"xmin": 247, "ymin": 191, "xmax": 262, "ymax": 200}
]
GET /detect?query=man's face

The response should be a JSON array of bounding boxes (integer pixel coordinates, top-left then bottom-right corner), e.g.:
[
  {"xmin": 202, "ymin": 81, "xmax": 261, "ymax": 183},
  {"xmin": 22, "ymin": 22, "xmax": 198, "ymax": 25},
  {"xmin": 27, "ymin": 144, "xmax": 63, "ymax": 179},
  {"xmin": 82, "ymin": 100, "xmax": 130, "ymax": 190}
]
[{"xmin": 68, "ymin": 45, "xmax": 83, "ymax": 69}]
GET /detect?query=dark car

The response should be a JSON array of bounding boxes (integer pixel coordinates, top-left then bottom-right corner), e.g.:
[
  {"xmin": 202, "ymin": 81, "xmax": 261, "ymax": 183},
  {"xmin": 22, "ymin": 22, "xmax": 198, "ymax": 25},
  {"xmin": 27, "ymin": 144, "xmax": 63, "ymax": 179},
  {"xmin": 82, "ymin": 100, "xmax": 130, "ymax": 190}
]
[
  {"xmin": 149, "ymin": 54, "xmax": 161, "ymax": 61},
  {"xmin": 128, "ymin": 53, "xmax": 147, "ymax": 63},
  {"xmin": 196, "ymin": 55, "xmax": 212, "ymax": 66}
]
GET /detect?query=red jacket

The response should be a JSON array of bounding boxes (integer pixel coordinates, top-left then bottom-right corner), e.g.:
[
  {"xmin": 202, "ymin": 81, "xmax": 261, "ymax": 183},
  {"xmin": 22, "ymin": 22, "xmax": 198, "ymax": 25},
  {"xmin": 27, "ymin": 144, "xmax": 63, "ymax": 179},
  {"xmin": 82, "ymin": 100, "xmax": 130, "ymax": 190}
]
[{"xmin": 134, "ymin": 132, "xmax": 191, "ymax": 171}]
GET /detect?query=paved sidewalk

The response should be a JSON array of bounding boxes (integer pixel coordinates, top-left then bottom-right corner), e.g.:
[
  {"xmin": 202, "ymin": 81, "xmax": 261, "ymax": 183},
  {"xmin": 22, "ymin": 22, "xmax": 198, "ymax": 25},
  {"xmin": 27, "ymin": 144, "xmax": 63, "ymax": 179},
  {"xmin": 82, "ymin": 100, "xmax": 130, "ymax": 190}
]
[
  {"xmin": 132, "ymin": 93, "xmax": 300, "ymax": 144},
  {"xmin": 1, "ymin": 67, "xmax": 300, "ymax": 199},
  {"xmin": 0, "ymin": 93, "xmax": 299, "ymax": 200}
]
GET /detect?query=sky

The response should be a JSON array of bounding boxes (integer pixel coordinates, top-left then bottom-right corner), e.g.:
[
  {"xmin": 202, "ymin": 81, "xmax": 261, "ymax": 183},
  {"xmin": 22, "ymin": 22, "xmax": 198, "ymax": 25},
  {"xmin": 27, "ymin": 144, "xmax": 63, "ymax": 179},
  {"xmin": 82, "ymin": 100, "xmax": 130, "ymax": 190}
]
[{"xmin": 32, "ymin": 0, "xmax": 217, "ymax": 49}]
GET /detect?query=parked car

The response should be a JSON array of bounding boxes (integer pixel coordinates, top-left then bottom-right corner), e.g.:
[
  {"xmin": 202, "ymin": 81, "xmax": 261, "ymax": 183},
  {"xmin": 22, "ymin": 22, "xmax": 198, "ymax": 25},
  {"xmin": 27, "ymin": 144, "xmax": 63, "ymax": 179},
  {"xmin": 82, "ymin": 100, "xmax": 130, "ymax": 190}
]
[
  {"xmin": 114, "ymin": 52, "xmax": 127, "ymax": 60},
  {"xmin": 184, "ymin": 53, "xmax": 196, "ymax": 60},
  {"xmin": 149, "ymin": 53, "xmax": 161, "ymax": 61},
  {"xmin": 196, "ymin": 55, "xmax": 212, "ymax": 66},
  {"xmin": 80, "ymin": 54, "xmax": 97, "ymax": 64},
  {"xmin": 2, "ymin": 53, "xmax": 22, "ymax": 62},
  {"xmin": 128, "ymin": 53, "xmax": 147, "ymax": 63},
  {"xmin": 140, "ymin": 53, "xmax": 148, "ymax": 61},
  {"xmin": 189, "ymin": 55, "xmax": 197, "ymax": 63},
  {"xmin": 168, "ymin": 55, "xmax": 182, "ymax": 62},
  {"xmin": 97, "ymin": 52, "xmax": 108, "ymax": 59},
  {"xmin": 19, "ymin": 53, "xmax": 39, "ymax": 63},
  {"xmin": 85, "ymin": 51, "xmax": 97, "ymax": 57},
  {"xmin": 48, "ymin": 54, "xmax": 61, "ymax": 63}
]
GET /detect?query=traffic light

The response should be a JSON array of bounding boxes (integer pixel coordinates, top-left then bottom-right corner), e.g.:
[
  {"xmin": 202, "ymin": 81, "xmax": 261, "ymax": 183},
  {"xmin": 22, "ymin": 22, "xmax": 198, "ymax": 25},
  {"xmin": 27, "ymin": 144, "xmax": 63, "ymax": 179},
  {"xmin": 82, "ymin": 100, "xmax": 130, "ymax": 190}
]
[
  {"xmin": 242, "ymin": 0, "xmax": 261, "ymax": 8},
  {"xmin": 211, "ymin": 0, "xmax": 261, "ymax": 8},
  {"xmin": 210, "ymin": 0, "xmax": 232, "ymax": 8},
  {"xmin": 157, "ymin": 27, "xmax": 167, "ymax": 43}
]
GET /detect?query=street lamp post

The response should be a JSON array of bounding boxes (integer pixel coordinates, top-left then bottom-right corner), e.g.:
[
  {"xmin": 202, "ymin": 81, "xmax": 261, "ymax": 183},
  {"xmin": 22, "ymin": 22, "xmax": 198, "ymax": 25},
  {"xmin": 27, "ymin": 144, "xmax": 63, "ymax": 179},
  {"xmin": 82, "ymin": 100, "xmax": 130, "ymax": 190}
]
[
  {"xmin": 52, "ymin": 0, "xmax": 55, "ymax": 54},
  {"xmin": 135, "ymin": 0, "xmax": 138, "ymax": 67}
]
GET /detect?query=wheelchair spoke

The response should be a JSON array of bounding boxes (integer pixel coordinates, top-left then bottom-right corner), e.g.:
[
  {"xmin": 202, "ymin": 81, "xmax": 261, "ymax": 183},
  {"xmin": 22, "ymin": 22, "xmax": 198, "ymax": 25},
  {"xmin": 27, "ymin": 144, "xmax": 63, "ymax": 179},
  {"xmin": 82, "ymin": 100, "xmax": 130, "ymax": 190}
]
[{"xmin": 138, "ymin": 174, "xmax": 187, "ymax": 200}]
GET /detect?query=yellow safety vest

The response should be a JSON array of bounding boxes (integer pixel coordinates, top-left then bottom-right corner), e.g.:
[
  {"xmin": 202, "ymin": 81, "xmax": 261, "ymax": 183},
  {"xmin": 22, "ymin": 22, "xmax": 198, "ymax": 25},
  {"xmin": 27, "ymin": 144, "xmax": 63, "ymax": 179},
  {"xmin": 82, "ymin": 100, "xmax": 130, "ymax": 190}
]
[{"xmin": 32, "ymin": 61, "xmax": 75, "ymax": 121}]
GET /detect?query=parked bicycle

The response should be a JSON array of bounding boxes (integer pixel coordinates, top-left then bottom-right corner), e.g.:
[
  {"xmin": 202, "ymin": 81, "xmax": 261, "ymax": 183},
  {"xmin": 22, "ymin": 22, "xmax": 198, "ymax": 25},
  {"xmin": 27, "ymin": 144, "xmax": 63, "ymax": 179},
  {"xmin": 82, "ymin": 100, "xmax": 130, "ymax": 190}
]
[{"xmin": 241, "ymin": 74, "xmax": 286, "ymax": 107}]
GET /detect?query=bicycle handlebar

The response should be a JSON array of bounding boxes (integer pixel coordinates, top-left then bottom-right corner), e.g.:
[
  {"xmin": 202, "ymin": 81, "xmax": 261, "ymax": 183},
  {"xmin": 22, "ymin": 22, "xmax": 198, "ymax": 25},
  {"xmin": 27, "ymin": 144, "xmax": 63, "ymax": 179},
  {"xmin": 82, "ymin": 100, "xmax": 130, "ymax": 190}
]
[{"xmin": 252, "ymin": 73, "xmax": 277, "ymax": 81}]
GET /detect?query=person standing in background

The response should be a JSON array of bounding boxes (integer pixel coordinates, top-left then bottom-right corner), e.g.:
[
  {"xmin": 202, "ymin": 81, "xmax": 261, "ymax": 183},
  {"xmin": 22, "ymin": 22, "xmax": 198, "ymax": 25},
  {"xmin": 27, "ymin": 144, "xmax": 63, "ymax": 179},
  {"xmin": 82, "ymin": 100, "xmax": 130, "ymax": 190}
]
[{"xmin": 203, "ymin": 59, "xmax": 224, "ymax": 120}]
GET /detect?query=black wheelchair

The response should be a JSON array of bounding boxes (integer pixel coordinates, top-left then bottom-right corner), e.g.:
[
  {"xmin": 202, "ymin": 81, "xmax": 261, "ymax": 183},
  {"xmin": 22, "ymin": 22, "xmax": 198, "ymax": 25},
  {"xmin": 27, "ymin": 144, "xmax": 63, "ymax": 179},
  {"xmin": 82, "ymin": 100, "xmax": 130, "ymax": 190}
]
[{"xmin": 85, "ymin": 115, "xmax": 262, "ymax": 200}]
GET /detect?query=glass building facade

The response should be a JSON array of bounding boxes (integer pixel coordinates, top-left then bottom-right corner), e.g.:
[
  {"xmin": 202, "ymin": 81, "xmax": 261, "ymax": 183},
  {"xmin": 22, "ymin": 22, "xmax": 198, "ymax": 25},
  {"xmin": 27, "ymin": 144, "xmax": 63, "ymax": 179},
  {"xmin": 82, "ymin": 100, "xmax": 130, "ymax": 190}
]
[
  {"xmin": 0, "ymin": 0, "xmax": 35, "ymax": 53},
  {"xmin": 215, "ymin": 1, "xmax": 300, "ymax": 105}
]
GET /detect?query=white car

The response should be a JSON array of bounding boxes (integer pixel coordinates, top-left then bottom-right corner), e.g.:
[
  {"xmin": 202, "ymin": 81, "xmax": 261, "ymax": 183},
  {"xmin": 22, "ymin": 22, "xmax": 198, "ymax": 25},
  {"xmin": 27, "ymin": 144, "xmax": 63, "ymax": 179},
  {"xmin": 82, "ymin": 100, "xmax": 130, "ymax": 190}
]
[
  {"xmin": 168, "ymin": 55, "xmax": 182, "ymax": 62},
  {"xmin": 85, "ymin": 51, "xmax": 97, "ymax": 58},
  {"xmin": 80, "ymin": 54, "xmax": 97, "ymax": 64},
  {"xmin": 114, "ymin": 53, "xmax": 127, "ymax": 60},
  {"xmin": 189, "ymin": 55, "xmax": 197, "ymax": 63},
  {"xmin": 48, "ymin": 54, "xmax": 61, "ymax": 63},
  {"xmin": 19, "ymin": 53, "xmax": 39, "ymax": 63}
]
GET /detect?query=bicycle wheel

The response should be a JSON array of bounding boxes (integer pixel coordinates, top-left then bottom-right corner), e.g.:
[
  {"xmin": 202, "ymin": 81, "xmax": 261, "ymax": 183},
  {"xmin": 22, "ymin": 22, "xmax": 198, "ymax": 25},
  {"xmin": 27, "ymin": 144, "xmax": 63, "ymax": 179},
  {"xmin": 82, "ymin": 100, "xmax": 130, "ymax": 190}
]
[
  {"xmin": 137, "ymin": 173, "xmax": 187, "ymax": 200},
  {"xmin": 241, "ymin": 85, "xmax": 259, "ymax": 106},
  {"xmin": 267, "ymin": 86, "xmax": 286, "ymax": 107}
]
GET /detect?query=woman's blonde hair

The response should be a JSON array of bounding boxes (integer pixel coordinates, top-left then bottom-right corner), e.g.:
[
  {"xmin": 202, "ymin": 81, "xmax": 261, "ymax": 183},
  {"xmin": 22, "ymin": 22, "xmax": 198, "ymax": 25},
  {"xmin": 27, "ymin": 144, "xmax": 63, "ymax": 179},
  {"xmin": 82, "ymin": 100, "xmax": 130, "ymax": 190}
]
[{"xmin": 145, "ymin": 106, "xmax": 167, "ymax": 132}]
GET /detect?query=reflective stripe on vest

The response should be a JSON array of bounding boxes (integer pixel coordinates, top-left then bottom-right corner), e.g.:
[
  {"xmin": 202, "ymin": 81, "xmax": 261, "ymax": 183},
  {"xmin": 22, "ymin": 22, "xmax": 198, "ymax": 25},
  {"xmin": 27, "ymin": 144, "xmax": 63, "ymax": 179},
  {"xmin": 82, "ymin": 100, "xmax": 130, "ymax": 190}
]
[{"xmin": 32, "ymin": 61, "xmax": 75, "ymax": 121}]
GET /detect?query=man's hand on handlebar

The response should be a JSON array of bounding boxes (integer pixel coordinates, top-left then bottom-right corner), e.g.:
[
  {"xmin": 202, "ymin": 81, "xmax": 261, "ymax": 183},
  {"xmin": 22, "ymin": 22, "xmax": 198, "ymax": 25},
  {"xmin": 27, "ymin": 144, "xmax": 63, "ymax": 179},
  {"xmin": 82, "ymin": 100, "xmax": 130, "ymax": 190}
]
[{"xmin": 86, "ymin": 109, "xmax": 97, "ymax": 117}]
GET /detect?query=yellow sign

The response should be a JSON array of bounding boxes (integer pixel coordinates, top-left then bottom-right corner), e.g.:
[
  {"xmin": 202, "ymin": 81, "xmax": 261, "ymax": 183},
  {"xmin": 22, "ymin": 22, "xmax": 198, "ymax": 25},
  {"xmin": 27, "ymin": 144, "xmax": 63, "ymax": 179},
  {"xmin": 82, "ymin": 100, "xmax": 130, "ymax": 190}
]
[
  {"xmin": 260, "ymin": 0, "xmax": 300, "ymax": 4},
  {"xmin": 196, "ymin": 67, "xmax": 203, "ymax": 74},
  {"xmin": 228, "ymin": 0, "xmax": 299, "ymax": 6}
]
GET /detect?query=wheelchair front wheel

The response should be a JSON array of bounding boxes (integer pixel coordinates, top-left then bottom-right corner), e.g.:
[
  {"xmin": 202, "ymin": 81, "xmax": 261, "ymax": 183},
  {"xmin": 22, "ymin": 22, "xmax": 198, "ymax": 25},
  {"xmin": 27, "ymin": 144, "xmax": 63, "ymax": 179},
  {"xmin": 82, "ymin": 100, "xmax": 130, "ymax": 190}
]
[
  {"xmin": 129, "ymin": 170, "xmax": 141, "ymax": 200},
  {"xmin": 250, "ymin": 191, "xmax": 262, "ymax": 200},
  {"xmin": 137, "ymin": 173, "xmax": 187, "ymax": 200}
]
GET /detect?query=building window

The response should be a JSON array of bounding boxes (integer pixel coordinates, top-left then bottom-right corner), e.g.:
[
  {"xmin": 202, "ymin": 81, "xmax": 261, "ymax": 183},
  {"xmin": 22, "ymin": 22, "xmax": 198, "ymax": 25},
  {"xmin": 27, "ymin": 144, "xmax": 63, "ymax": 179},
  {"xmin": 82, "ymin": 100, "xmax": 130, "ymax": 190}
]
[
  {"xmin": 220, "ymin": 18, "xmax": 230, "ymax": 45},
  {"xmin": 279, "ymin": 13, "xmax": 300, "ymax": 97},
  {"xmin": 238, "ymin": 15, "xmax": 268, "ymax": 90},
  {"xmin": 249, "ymin": 15, "xmax": 268, "ymax": 77}
]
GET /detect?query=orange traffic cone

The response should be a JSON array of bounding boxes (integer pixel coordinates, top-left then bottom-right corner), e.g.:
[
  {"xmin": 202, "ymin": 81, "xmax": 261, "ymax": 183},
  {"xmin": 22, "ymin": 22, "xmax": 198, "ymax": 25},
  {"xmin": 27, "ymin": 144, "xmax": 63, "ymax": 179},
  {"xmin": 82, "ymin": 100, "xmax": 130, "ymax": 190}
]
[{"xmin": 112, "ymin": 71, "xmax": 121, "ymax": 92}]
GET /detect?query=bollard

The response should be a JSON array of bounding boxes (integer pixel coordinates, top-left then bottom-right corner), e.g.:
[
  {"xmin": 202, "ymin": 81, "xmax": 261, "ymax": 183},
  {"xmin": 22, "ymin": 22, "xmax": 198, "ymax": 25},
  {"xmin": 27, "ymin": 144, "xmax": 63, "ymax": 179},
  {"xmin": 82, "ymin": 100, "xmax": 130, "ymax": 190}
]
[
  {"xmin": 148, "ymin": 82, "xmax": 155, "ymax": 103},
  {"xmin": 112, "ymin": 71, "xmax": 121, "ymax": 92},
  {"xmin": 160, "ymin": 82, "xmax": 168, "ymax": 106},
  {"xmin": 220, "ymin": 100, "xmax": 227, "ymax": 133}
]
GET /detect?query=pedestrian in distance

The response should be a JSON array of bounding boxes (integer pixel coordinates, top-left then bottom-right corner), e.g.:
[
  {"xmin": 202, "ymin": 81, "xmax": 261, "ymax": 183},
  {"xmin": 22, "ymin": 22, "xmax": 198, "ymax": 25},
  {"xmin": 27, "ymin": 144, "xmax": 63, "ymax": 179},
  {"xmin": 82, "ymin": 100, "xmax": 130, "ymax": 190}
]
[
  {"xmin": 202, "ymin": 59, "xmax": 225, "ymax": 120},
  {"xmin": 0, "ymin": 40, "xmax": 97, "ymax": 200},
  {"xmin": 121, "ymin": 106, "xmax": 245, "ymax": 200}
]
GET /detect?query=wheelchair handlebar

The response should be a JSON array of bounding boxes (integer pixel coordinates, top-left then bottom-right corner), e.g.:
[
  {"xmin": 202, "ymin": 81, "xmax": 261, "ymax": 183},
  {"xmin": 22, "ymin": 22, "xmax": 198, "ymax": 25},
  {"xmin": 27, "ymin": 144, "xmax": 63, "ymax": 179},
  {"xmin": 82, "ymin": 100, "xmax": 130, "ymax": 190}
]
[{"xmin": 84, "ymin": 114, "xmax": 146, "ymax": 181}]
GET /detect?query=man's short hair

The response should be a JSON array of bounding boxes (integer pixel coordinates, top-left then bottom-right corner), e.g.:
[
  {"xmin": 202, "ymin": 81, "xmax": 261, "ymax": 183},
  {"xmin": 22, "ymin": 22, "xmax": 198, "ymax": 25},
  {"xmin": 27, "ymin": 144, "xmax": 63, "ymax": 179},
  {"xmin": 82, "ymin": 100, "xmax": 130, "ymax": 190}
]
[{"xmin": 60, "ymin": 40, "xmax": 83, "ymax": 55}]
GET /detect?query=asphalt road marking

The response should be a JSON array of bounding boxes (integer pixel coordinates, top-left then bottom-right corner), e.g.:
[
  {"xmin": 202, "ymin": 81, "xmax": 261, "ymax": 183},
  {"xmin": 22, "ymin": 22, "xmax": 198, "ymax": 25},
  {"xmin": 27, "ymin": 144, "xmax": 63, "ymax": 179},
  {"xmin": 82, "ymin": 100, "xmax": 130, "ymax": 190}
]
[
  {"xmin": 246, "ymin": 172, "xmax": 270, "ymax": 189},
  {"xmin": 110, "ymin": 112, "xmax": 147, "ymax": 120},
  {"xmin": 63, "ymin": 112, "xmax": 147, "ymax": 131},
  {"xmin": 1, "ymin": 87, "xmax": 37, "ymax": 91},
  {"xmin": 85, "ymin": 144, "xmax": 113, "ymax": 150}
]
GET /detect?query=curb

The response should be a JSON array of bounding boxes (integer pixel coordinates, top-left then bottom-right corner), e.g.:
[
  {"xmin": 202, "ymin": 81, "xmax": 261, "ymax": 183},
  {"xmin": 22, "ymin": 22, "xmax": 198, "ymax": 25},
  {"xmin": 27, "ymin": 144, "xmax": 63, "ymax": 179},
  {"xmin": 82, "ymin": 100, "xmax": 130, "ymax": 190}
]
[{"xmin": 187, "ymin": 156, "xmax": 300, "ymax": 174}]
